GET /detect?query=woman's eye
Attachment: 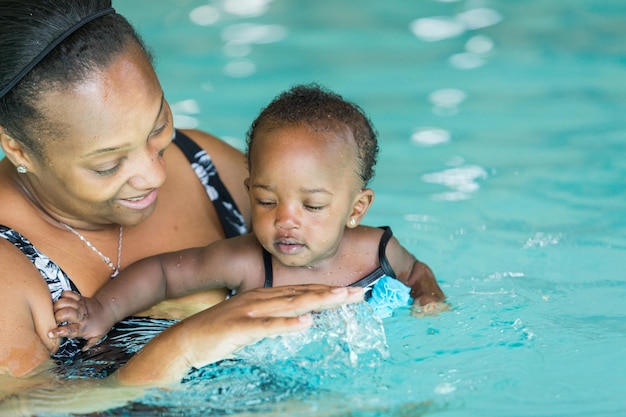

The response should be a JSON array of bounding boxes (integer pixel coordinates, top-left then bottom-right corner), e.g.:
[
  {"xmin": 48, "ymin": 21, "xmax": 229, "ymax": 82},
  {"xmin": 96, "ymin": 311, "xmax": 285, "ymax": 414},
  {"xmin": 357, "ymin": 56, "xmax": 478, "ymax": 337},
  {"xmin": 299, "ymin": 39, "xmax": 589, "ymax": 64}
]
[
  {"xmin": 151, "ymin": 111, "xmax": 171, "ymax": 139},
  {"xmin": 151, "ymin": 124, "xmax": 167, "ymax": 138},
  {"xmin": 93, "ymin": 165, "xmax": 121, "ymax": 176}
]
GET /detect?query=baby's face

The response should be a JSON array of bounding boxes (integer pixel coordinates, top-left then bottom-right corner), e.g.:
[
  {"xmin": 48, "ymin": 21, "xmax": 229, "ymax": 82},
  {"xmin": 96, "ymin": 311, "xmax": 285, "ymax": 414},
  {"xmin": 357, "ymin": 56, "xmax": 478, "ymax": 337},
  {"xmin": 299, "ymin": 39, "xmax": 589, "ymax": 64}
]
[{"xmin": 247, "ymin": 124, "xmax": 361, "ymax": 268}]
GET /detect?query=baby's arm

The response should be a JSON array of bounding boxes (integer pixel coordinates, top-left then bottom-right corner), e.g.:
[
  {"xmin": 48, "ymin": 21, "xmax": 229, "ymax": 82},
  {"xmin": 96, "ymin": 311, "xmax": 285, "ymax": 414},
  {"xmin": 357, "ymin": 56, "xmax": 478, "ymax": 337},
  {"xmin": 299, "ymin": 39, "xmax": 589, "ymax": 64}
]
[
  {"xmin": 50, "ymin": 253, "xmax": 185, "ymax": 346},
  {"xmin": 54, "ymin": 251, "xmax": 186, "ymax": 334},
  {"xmin": 384, "ymin": 236, "xmax": 447, "ymax": 310},
  {"xmin": 51, "ymin": 239, "xmax": 249, "ymax": 343}
]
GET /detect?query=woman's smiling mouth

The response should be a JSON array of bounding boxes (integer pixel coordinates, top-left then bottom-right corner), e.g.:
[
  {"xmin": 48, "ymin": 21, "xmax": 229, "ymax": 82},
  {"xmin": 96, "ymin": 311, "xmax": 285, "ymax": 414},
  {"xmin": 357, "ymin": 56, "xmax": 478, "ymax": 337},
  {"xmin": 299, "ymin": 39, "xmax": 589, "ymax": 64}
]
[{"xmin": 117, "ymin": 189, "xmax": 158, "ymax": 210}]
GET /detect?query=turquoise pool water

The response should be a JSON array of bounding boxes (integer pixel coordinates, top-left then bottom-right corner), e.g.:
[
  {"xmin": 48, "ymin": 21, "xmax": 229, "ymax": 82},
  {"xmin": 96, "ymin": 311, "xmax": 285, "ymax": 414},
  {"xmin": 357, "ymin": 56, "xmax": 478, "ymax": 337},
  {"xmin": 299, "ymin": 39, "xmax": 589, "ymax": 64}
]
[{"xmin": 4, "ymin": 0, "xmax": 625, "ymax": 415}]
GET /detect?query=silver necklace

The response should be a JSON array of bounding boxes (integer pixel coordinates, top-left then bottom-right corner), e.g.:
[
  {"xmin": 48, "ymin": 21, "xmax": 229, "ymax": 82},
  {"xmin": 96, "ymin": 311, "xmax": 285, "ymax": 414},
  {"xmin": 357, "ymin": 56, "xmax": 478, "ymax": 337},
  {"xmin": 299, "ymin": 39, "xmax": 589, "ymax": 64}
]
[{"xmin": 61, "ymin": 222, "xmax": 123, "ymax": 278}]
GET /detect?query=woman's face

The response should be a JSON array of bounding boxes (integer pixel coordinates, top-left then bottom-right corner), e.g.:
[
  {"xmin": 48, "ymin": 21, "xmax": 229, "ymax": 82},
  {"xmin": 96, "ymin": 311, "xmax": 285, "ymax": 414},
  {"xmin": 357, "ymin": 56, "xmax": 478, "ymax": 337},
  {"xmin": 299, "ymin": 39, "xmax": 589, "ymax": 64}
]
[{"xmin": 27, "ymin": 42, "xmax": 174, "ymax": 229}]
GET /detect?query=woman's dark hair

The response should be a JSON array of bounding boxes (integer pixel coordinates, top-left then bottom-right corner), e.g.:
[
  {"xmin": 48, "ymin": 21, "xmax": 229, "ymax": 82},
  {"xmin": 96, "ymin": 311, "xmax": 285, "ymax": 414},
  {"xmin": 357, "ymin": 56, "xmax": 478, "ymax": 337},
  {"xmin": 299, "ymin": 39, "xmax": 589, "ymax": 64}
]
[
  {"xmin": 0, "ymin": 0, "xmax": 151, "ymax": 159},
  {"xmin": 246, "ymin": 83, "xmax": 379, "ymax": 187}
]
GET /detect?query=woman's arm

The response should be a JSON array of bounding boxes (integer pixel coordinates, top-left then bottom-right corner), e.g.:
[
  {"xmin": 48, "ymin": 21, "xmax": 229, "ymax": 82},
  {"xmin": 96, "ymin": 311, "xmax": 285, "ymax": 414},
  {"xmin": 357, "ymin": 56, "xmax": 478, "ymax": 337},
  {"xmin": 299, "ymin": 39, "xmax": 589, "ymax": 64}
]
[{"xmin": 0, "ymin": 240, "xmax": 59, "ymax": 377}]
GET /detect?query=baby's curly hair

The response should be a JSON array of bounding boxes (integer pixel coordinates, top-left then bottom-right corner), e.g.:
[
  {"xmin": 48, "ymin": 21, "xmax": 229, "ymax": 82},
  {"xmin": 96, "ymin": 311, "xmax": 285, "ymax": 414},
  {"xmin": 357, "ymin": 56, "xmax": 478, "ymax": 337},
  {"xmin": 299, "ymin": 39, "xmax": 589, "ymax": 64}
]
[{"xmin": 246, "ymin": 83, "xmax": 379, "ymax": 187}]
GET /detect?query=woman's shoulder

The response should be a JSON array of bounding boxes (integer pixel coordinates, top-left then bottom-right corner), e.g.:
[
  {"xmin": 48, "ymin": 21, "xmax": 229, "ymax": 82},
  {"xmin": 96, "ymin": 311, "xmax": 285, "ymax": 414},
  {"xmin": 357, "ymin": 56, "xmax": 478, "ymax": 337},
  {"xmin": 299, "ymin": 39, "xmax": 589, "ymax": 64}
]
[
  {"xmin": 0, "ymin": 236, "xmax": 54, "ymax": 294},
  {"xmin": 0, "ymin": 237, "xmax": 61, "ymax": 372}
]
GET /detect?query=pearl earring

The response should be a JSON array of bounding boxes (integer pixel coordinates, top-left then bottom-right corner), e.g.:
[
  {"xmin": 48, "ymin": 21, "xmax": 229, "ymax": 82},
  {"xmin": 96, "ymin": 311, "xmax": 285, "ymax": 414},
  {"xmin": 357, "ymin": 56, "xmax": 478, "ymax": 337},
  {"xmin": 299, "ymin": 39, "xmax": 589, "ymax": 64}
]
[
  {"xmin": 16, "ymin": 164, "xmax": 27, "ymax": 174},
  {"xmin": 350, "ymin": 218, "xmax": 356, "ymax": 227}
]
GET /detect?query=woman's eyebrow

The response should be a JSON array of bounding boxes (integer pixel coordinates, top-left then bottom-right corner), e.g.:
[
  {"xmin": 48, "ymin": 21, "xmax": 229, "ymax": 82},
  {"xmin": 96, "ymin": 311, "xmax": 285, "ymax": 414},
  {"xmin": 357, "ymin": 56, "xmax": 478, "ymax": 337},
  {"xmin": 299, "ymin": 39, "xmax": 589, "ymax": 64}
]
[
  {"xmin": 83, "ymin": 93, "xmax": 166, "ymax": 158},
  {"xmin": 152, "ymin": 93, "xmax": 166, "ymax": 127}
]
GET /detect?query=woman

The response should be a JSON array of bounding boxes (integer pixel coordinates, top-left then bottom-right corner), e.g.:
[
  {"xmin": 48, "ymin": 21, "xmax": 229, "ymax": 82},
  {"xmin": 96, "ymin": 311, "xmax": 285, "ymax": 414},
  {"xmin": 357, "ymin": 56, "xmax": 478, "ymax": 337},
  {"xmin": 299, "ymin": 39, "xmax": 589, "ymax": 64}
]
[{"xmin": 0, "ymin": 0, "xmax": 364, "ymax": 386}]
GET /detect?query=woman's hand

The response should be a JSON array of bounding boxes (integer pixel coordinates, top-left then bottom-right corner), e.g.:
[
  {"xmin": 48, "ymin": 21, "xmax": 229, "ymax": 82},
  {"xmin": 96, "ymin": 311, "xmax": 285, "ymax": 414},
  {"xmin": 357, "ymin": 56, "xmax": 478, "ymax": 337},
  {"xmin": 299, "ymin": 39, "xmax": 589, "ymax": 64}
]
[
  {"xmin": 185, "ymin": 285, "xmax": 366, "ymax": 367},
  {"xmin": 116, "ymin": 284, "xmax": 364, "ymax": 386}
]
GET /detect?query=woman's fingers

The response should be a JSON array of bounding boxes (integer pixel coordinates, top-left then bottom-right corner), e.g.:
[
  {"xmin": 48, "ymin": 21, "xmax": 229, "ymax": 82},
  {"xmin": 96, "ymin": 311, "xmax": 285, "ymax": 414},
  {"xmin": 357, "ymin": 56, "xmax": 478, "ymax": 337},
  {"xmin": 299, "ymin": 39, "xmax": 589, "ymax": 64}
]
[
  {"xmin": 230, "ymin": 315, "xmax": 314, "ymax": 344},
  {"xmin": 48, "ymin": 322, "xmax": 83, "ymax": 338},
  {"xmin": 244, "ymin": 285, "xmax": 364, "ymax": 317}
]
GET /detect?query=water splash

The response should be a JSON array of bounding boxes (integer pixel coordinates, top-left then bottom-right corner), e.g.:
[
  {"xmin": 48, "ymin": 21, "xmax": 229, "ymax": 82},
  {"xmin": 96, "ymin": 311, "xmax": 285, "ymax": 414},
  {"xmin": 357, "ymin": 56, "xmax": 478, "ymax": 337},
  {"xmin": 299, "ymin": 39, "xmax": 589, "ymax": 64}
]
[
  {"xmin": 235, "ymin": 302, "xmax": 389, "ymax": 368},
  {"xmin": 121, "ymin": 303, "xmax": 390, "ymax": 415}
]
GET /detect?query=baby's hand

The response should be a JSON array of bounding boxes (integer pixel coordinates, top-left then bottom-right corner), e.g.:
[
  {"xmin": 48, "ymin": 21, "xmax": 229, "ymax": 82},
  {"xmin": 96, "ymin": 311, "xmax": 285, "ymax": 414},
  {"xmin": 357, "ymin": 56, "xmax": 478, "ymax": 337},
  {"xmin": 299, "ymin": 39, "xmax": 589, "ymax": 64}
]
[
  {"xmin": 411, "ymin": 300, "xmax": 449, "ymax": 318},
  {"xmin": 48, "ymin": 291, "xmax": 113, "ymax": 350}
]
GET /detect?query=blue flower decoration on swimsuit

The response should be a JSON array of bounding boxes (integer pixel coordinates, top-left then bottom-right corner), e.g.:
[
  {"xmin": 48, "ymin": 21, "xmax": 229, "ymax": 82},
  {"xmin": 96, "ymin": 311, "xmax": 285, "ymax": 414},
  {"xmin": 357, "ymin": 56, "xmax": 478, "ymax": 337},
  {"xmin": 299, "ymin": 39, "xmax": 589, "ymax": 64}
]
[{"xmin": 367, "ymin": 276, "xmax": 413, "ymax": 319}]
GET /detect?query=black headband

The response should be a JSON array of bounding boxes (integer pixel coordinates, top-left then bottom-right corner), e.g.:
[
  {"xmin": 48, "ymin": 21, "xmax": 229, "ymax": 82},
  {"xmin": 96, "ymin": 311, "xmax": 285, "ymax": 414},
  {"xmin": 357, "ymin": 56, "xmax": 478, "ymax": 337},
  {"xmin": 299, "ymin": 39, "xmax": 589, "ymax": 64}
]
[{"xmin": 0, "ymin": 7, "xmax": 115, "ymax": 99}]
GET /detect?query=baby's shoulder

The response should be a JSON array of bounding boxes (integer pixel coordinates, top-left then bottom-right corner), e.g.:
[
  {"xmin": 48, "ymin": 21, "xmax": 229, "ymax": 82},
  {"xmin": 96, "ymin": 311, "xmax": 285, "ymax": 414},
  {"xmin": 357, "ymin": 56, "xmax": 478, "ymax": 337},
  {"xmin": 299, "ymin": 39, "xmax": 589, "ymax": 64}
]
[
  {"xmin": 342, "ymin": 226, "xmax": 391, "ymax": 255},
  {"xmin": 217, "ymin": 233, "xmax": 264, "ymax": 261},
  {"xmin": 351, "ymin": 224, "xmax": 390, "ymax": 241}
]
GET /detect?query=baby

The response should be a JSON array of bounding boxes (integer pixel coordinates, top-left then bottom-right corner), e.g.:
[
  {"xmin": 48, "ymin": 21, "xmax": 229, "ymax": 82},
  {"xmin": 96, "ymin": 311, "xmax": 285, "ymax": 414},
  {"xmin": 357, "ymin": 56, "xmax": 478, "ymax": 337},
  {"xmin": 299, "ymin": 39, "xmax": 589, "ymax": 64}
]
[{"xmin": 52, "ymin": 84, "xmax": 446, "ymax": 348}]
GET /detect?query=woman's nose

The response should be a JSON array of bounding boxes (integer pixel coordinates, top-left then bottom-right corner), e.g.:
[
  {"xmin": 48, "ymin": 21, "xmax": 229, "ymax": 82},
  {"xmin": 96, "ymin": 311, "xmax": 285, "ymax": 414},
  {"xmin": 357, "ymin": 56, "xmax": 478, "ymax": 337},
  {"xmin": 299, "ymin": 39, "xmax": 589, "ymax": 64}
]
[{"xmin": 127, "ymin": 146, "xmax": 166, "ymax": 190}]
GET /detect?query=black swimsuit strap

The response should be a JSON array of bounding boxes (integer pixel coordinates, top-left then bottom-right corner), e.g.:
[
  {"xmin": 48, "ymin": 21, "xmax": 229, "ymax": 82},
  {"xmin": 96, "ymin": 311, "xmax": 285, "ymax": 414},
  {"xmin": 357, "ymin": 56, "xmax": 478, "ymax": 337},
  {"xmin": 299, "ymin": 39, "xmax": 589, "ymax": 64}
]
[
  {"xmin": 173, "ymin": 130, "xmax": 246, "ymax": 238},
  {"xmin": 348, "ymin": 226, "xmax": 397, "ymax": 289},
  {"xmin": 262, "ymin": 248, "xmax": 273, "ymax": 287},
  {"xmin": 378, "ymin": 226, "xmax": 396, "ymax": 278}
]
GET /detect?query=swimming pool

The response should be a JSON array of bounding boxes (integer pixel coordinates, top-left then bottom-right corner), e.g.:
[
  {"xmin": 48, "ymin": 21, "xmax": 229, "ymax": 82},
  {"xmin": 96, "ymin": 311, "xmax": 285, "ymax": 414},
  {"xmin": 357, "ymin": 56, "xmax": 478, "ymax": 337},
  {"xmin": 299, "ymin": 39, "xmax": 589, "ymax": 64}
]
[{"xmin": 4, "ymin": 0, "xmax": 626, "ymax": 415}]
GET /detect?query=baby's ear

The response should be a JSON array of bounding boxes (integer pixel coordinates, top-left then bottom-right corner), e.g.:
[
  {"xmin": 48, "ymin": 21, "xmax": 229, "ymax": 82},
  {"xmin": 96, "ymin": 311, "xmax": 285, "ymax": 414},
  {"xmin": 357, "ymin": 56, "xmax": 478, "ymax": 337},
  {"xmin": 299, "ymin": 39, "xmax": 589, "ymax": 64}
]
[
  {"xmin": 243, "ymin": 177, "xmax": 250, "ymax": 190},
  {"xmin": 347, "ymin": 188, "xmax": 375, "ymax": 228}
]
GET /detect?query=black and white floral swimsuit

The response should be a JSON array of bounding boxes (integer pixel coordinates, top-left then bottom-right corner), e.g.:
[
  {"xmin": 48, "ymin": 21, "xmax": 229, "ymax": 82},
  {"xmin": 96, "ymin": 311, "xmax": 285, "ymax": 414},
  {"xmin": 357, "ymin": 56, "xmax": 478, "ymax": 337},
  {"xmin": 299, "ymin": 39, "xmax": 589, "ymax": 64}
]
[{"xmin": 0, "ymin": 130, "xmax": 248, "ymax": 377}]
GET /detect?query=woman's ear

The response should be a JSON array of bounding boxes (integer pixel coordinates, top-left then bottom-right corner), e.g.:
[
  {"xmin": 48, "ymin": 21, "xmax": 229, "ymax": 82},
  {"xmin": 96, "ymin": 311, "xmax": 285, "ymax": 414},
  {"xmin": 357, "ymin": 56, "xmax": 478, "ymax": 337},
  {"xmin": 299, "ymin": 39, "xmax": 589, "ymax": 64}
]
[
  {"xmin": 0, "ymin": 126, "xmax": 33, "ymax": 170},
  {"xmin": 347, "ymin": 188, "xmax": 375, "ymax": 228}
]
